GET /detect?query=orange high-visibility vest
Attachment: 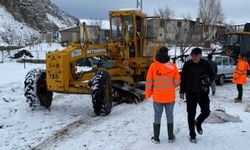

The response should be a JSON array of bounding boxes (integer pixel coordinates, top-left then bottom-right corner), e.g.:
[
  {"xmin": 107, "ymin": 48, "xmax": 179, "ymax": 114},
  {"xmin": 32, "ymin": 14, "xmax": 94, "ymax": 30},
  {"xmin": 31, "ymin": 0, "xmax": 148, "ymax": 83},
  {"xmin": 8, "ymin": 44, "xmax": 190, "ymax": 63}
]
[
  {"xmin": 232, "ymin": 59, "xmax": 250, "ymax": 85},
  {"xmin": 145, "ymin": 60, "xmax": 180, "ymax": 103}
]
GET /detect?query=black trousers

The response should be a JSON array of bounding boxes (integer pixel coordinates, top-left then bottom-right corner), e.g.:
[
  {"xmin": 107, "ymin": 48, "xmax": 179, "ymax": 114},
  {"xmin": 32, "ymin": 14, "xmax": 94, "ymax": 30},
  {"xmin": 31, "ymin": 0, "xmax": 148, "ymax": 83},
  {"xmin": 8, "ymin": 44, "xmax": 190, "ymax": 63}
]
[
  {"xmin": 237, "ymin": 84, "xmax": 243, "ymax": 100},
  {"xmin": 186, "ymin": 92, "xmax": 211, "ymax": 138}
]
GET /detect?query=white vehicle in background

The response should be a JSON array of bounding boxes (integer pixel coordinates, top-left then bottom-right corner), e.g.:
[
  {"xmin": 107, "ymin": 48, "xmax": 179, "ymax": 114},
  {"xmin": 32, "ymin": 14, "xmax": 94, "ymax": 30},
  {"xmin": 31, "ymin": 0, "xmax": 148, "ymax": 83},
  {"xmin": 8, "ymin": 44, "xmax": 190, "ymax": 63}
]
[
  {"xmin": 173, "ymin": 54, "xmax": 236, "ymax": 86},
  {"xmin": 213, "ymin": 55, "xmax": 236, "ymax": 85}
]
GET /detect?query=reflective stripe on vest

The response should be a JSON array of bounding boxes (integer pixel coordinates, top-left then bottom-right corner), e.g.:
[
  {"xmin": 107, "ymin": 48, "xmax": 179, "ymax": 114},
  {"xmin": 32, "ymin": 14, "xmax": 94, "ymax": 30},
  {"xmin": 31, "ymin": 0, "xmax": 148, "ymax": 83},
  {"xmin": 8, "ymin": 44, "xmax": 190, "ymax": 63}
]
[
  {"xmin": 154, "ymin": 84, "xmax": 175, "ymax": 89},
  {"xmin": 174, "ymin": 79, "xmax": 181, "ymax": 85},
  {"xmin": 146, "ymin": 80, "xmax": 153, "ymax": 83},
  {"xmin": 153, "ymin": 78, "xmax": 173, "ymax": 82},
  {"xmin": 146, "ymin": 78, "xmax": 176, "ymax": 89},
  {"xmin": 235, "ymin": 68, "xmax": 247, "ymax": 74}
]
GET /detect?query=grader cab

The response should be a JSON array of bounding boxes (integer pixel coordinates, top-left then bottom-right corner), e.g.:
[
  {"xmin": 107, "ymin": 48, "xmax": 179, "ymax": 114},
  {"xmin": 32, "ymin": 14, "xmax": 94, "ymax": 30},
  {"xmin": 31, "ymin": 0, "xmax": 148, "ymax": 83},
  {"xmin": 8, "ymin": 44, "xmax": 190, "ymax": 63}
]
[
  {"xmin": 24, "ymin": 9, "xmax": 160, "ymax": 116},
  {"xmin": 223, "ymin": 23, "xmax": 250, "ymax": 64}
]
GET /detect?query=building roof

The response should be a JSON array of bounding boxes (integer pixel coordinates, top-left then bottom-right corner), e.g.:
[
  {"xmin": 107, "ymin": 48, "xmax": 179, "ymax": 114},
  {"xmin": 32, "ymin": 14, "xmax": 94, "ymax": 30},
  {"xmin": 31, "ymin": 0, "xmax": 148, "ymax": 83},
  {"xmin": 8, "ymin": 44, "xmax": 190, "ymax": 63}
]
[
  {"xmin": 80, "ymin": 19, "xmax": 110, "ymax": 30},
  {"xmin": 59, "ymin": 26, "xmax": 80, "ymax": 32}
]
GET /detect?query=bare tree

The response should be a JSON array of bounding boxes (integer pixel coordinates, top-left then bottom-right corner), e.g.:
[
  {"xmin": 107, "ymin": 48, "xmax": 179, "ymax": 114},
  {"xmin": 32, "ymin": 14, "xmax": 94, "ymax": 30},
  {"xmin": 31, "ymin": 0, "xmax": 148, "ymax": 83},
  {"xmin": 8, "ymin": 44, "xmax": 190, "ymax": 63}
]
[
  {"xmin": 182, "ymin": 13, "xmax": 192, "ymax": 20},
  {"xmin": 198, "ymin": 0, "xmax": 225, "ymax": 42},
  {"xmin": 155, "ymin": 6, "xmax": 199, "ymax": 57},
  {"xmin": 170, "ymin": 19, "xmax": 200, "ymax": 57},
  {"xmin": 88, "ymin": 18, "xmax": 103, "ymax": 29},
  {"xmin": 154, "ymin": 5, "xmax": 175, "ymax": 45},
  {"xmin": 155, "ymin": 5, "xmax": 174, "ymax": 20},
  {"xmin": 86, "ymin": 18, "xmax": 103, "ymax": 44}
]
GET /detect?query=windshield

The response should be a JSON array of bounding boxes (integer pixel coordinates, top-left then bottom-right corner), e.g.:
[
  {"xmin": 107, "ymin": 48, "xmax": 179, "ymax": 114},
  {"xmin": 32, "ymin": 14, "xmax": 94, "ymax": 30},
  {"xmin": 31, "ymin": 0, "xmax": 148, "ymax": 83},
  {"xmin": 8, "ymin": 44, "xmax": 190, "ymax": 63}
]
[
  {"xmin": 87, "ymin": 26, "xmax": 101, "ymax": 44},
  {"xmin": 111, "ymin": 16, "xmax": 133, "ymax": 41},
  {"xmin": 226, "ymin": 34, "xmax": 250, "ymax": 52},
  {"xmin": 240, "ymin": 34, "xmax": 250, "ymax": 53},
  {"xmin": 226, "ymin": 35, "xmax": 239, "ymax": 46},
  {"xmin": 215, "ymin": 57, "xmax": 222, "ymax": 65}
]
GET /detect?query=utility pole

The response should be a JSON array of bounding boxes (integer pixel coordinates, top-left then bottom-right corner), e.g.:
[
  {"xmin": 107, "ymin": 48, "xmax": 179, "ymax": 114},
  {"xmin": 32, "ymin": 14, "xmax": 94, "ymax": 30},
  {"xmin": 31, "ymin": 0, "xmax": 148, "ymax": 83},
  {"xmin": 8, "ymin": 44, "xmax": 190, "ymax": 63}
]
[
  {"xmin": 1, "ymin": 50, "xmax": 3, "ymax": 63},
  {"xmin": 137, "ymin": 0, "xmax": 142, "ymax": 11}
]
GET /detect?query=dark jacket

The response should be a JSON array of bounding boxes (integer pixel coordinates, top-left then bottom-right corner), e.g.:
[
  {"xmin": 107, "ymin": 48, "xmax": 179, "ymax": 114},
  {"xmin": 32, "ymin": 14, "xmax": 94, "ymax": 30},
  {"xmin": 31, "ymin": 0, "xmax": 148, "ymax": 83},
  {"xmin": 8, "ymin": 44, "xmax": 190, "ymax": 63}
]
[
  {"xmin": 207, "ymin": 59, "xmax": 218, "ymax": 75},
  {"xmin": 180, "ymin": 59, "xmax": 215, "ymax": 94}
]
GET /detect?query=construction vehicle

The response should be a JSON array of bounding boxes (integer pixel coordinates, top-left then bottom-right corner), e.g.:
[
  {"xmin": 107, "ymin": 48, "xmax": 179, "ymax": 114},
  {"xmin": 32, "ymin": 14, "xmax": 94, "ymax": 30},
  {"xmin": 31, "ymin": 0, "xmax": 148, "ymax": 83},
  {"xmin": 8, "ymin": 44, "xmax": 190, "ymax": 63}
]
[
  {"xmin": 222, "ymin": 23, "xmax": 250, "ymax": 65},
  {"xmin": 24, "ymin": 9, "xmax": 160, "ymax": 116}
]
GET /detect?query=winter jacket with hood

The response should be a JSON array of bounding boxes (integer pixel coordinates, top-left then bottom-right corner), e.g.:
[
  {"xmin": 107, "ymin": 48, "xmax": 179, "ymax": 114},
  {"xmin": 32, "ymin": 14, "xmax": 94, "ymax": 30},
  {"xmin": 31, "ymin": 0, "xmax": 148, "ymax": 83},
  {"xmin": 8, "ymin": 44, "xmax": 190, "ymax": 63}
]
[
  {"xmin": 233, "ymin": 58, "xmax": 250, "ymax": 84},
  {"xmin": 145, "ymin": 53, "xmax": 180, "ymax": 103}
]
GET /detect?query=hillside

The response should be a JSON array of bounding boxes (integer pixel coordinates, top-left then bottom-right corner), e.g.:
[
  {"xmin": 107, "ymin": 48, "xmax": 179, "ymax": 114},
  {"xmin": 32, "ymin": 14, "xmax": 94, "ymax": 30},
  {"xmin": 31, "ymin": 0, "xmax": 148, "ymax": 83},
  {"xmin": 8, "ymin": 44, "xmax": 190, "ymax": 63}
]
[{"xmin": 0, "ymin": 0, "xmax": 78, "ymax": 46}]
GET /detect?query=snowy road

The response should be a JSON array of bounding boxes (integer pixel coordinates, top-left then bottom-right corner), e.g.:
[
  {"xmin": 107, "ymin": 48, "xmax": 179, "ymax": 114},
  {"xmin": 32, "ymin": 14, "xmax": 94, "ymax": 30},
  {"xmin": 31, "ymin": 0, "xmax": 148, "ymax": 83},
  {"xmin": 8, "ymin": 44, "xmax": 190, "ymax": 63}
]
[{"xmin": 0, "ymin": 63, "xmax": 250, "ymax": 150}]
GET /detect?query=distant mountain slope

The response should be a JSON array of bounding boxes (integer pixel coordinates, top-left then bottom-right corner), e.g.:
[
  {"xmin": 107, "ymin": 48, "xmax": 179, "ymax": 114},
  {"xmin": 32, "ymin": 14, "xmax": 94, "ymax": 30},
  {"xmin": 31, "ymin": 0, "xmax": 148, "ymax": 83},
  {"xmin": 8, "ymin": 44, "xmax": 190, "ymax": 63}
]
[
  {"xmin": 0, "ymin": 5, "xmax": 40, "ymax": 46},
  {"xmin": 0, "ymin": 0, "xmax": 78, "ymax": 46}
]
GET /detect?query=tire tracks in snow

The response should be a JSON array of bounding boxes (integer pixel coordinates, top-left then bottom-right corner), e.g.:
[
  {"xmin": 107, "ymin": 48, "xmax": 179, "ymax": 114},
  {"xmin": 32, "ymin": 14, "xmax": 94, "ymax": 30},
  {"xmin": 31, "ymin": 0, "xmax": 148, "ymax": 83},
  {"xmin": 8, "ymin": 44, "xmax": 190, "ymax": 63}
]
[
  {"xmin": 31, "ymin": 116, "xmax": 99, "ymax": 150},
  {"xmin": 31, "ymin": 102, "xmax": 127, "ymax": 150}
]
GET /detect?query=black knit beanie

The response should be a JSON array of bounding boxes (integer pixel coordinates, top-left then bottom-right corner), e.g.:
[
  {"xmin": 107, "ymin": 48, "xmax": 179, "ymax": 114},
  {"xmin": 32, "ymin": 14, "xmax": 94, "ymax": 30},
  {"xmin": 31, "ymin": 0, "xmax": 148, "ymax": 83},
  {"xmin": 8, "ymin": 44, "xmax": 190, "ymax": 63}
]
[
  {"xmin": 155, "ymin": 47, "xmax": 170, "ymax": 63},
  {"xmin": 191, "ymin": 48, "xmax": 202, "ymax": 55}
]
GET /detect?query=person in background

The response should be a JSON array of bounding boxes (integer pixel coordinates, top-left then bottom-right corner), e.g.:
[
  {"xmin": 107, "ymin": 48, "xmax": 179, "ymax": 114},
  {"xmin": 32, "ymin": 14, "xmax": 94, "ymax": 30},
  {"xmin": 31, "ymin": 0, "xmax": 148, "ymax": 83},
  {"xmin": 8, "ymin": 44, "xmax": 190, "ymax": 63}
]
[
  {"xmin": 186, "ymin": 54, "xmax": 192, "ymax": 61},
  {"xmin": 145, "ymin": 47, "xmax": 180, "ymax": 144},
  {"xmin": 207, "ymin": 54, "xmax": 218, "ymax": 95},
  {"xmin": 232, "ymin": 53, "xmax": 250, "ymax": 103},
  {"xmin": 179, "ymin": 48, "xmax": 214, "ymax": 143}
]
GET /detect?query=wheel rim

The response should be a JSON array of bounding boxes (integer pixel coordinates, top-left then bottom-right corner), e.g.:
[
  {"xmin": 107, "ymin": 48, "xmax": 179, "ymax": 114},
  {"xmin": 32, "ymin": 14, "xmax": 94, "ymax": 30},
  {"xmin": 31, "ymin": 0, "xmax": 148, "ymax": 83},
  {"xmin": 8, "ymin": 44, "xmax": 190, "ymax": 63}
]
[{"xmin": 220, "ymin": 76, "xmax": 225, "ymax": 85}]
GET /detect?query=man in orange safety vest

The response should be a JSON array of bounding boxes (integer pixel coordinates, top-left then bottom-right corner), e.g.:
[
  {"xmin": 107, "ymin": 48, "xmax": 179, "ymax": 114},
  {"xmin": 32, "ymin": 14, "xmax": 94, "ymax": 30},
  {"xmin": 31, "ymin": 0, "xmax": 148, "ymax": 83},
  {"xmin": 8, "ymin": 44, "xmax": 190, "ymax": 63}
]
[{"xmin": 233, "ymin": 53, "xmax": 250, "ymax": 102}]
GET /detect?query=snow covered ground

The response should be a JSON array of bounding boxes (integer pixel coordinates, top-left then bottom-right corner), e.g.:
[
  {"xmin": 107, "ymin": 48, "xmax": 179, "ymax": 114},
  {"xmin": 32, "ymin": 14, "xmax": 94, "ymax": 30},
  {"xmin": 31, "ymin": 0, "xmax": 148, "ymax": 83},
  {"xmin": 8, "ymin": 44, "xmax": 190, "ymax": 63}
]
[
  {"xmin": 0, "ymin": 43, "xmax": 65, "ymax": 63},
  {"xmin": 20, "ymin": 43, "xmax": 65, "ymax": 60},
  {"xmin": 0, "ymin": 62, "xmax": 250, "ymax": 150}
]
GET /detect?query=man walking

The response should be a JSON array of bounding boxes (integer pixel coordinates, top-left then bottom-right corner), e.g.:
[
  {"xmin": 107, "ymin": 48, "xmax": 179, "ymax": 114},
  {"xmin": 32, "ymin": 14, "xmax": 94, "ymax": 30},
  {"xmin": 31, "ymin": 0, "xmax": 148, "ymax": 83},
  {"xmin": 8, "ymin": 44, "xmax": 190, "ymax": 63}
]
[
  {"xmin": 145, "ymin": 47, "xmax": 180, "ymax": 144},
  {"xmin": 207, "ymin": 54, "xmax": 218, "ymax": 95},
  {"xmin": 180, "ymin": 48, "xmax": 214, "ymax": 143}
]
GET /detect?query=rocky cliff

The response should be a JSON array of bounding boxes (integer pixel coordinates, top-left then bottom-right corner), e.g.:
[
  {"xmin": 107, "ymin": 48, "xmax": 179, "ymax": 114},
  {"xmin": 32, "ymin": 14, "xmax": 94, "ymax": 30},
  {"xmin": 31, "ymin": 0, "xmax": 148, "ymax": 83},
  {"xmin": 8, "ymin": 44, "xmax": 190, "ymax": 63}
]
[{"xmin": 0, "ymin": 0, "xmax": 78, "ymax": 45}]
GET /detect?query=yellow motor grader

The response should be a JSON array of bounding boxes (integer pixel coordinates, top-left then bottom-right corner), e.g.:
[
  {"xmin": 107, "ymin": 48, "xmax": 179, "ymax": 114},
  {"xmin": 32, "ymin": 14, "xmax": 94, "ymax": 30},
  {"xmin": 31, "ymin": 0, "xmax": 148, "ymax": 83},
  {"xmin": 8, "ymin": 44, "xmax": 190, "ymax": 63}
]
[
  {"xmin": 223, "ymin": 23, "xmax": 250, "ymax": 64},
  {"xmin": 24, "ymin": 9, "xmax": 160, "ymax": 116}
]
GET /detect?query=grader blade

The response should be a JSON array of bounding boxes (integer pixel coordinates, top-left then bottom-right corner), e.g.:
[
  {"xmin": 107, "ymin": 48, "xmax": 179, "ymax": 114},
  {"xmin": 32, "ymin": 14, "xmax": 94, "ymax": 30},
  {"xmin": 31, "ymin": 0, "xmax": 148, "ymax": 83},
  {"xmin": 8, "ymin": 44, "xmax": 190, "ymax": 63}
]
[{"xmin": 112, "ymin": 82, "xmax": 145, "ymax": 104}]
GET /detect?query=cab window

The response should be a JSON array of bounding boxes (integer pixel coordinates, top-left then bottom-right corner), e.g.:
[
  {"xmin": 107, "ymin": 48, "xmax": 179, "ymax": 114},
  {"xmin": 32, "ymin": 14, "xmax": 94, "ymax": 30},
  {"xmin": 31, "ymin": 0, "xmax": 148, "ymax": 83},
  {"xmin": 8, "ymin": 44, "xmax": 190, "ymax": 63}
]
[
  {"xmin": 215, "ymin": 57, "xmax": 222, "ymax": 65},
  {"xmin": 111, "ymin": 16, "xmax": 133, "ymax": 41},
  {"xmin": 222, "ymin": 57, "xmax": 229, "ymax": 65},
  {"xmin": 229, "ymin": 58, "xmax": 236, "ymax": 65}
]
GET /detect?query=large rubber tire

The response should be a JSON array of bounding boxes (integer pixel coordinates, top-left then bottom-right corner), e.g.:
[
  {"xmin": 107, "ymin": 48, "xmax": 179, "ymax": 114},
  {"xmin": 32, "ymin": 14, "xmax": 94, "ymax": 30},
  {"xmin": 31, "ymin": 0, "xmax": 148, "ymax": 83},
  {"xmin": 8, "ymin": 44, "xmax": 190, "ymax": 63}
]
[
  {"xmin": 90, "ymin": 70, "xmax": 112, "ymax": 116},
  {"xmin": 24, "ymin": 69, "xmax": 53, "ymax": 110},
  {"xmin": 216, "ymin": 74, "xmax": 225, "ymax": 86}
]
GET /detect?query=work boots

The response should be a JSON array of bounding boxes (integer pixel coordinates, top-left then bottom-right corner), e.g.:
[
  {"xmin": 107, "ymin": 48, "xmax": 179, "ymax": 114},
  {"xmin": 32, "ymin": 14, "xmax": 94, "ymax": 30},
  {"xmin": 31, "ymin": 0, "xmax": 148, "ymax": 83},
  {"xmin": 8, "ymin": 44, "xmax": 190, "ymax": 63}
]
[
  {"xmin": 167, "ymin": 123, "xmax": 176, "ymax": 143},
  {"xmin": 195, "ymin": 120, "xmax": 203, "ymax": 135},
  {"xmin": 234, "ymin": 98, "xmax": 242, "ymax": 103},
  {"xmin": 151, "ymin": 123, "xmax": 176, "ymax": 143},
  {"xmin": 189, "ymin": 137, "xmax": 197, "ymax": 143},
  {"xmin": 151, "ymin": 123, "xmax": 160, "ymax": 144}
]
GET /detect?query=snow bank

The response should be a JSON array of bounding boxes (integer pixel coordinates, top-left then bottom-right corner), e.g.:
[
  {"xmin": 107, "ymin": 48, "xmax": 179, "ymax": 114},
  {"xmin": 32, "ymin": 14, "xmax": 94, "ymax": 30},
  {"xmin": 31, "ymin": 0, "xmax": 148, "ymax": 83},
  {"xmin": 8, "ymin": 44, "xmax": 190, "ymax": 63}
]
[
  {"xmin": 24, "ymin": 42, "xmax": 65, "ymax": 60},
  {"xmin": 205, "ymin": 109, "xmax": 242, "ymax": 123},
  {"xmin": 245, "ymin": 104, "xmax": 250, "ymax": 112}
]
